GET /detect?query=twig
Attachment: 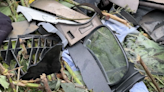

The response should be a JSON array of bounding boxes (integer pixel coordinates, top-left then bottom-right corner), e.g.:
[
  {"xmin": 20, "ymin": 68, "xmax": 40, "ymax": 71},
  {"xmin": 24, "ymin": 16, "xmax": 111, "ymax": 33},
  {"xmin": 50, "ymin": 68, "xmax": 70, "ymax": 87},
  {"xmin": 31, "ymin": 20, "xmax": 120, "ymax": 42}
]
[
  {"xmin": 25, "ymin": 88, "xmax": 30, "ymax": 92},
  {"xmin": 0, "ymin": 63, "xmax": 16, "ymax": 92},
  {"xmin": 63, "ymin": 61, "xmax": 83, "ymax": 85},
  {"xmin": 20, "ymin": 0, "xmax": 26, "ymax": 6},
  {"xmin": 47, "ymin": 75, "xmax": 52, "ymax": 81},
  {"xmin": 139, "ymin": 57, "xmax": 161, "ymax": 92},
  {"xmin": 6, "ymin": 0, "xmax": 18, "ymax": 22},
  {"xmin": 102, "ymin": 11, "xmax": 129, "ymax": 27},
  {"xmin": 8, "ymin": 66, "xmax": 23, "ymax": 73},
  {"xmin": 75, "ymin": 85, "xmax": 86, "ymax": 89},
  {"xmin": 19, "ymin": 39, "xmax": 29, "ymax": 59},
  {"xmin": 16, "ymin": 68, "xmax": 20, "ymax": 92},
  {"xmin": 60, "ymin": 67, "xmax": 71, "ymax": 83},
  {"xmin": 40, "ymin": 73, "xmax": 51, "ymax": 92},
  {"xmin": 13, "ymin": 81, "xmax": 43, "ymax": 88},
  {"xmin": 60, "ymin": 60, "xmax": 71, "ymax": 83},
  {"xmin": 24, "ymin": 0, "xmax": 29, "ymax": 7}
]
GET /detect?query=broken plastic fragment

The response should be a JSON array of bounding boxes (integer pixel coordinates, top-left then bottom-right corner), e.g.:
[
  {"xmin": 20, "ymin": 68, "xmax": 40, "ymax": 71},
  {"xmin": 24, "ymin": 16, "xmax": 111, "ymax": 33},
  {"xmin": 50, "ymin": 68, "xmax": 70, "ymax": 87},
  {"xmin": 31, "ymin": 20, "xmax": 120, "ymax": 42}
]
[{"xmin": 17, "ymin": 5, "xmax": 76, "ymax": 24}]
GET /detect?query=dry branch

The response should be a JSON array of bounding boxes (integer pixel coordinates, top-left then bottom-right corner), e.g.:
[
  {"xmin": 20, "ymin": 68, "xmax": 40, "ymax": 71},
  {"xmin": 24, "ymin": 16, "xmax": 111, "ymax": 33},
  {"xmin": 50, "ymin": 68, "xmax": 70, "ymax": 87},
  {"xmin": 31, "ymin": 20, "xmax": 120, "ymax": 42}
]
[
  {"xmin": 139, "ymin": 57, "xmax": 161, "ymax": 92},
  {"xmin": 40, "ymin": 73, "xmax": 51, "ymax": 92}
]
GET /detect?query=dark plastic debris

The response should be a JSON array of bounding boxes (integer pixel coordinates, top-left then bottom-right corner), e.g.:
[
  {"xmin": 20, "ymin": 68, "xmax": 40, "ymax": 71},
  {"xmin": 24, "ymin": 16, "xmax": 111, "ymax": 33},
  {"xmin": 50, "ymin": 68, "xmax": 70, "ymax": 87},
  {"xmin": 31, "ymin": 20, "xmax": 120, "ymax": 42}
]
[
  {"xmin": 111, "ymin": 62, "xmax": 145, "ymax": 92},
  {"xmin": 21, "ymin": 44, "xmax": 62, "ymax": 80},
  {"xmin": 0, "ymin": 35, "xmax": 62, "ymax": 80}
]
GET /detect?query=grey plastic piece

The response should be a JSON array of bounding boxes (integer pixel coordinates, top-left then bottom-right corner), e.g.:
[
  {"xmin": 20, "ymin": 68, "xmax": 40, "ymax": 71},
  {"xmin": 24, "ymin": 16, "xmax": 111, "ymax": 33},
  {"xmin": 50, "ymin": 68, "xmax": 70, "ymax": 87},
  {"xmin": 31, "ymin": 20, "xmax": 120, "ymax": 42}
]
[
  {"xmin": 120, "ymin": 10, "xmax": 138, "ymax": 25},
  {"xmin": 68, "ymin": 43, "xmax": 112, "ymax": 92},
  {"xmin": 110, "ymin": 0, "xmax": 139, "ymax": 13},
  {"xmin": 56, "ymin": 14, "xmax": 102, "ymax": 46},
  {"xmin": 140, "ymin": 10, "xmax": 164, "ymax": 43},
  {"xmin": 38, "ymin": 22, "xmax": 68, "ymax": 48}
]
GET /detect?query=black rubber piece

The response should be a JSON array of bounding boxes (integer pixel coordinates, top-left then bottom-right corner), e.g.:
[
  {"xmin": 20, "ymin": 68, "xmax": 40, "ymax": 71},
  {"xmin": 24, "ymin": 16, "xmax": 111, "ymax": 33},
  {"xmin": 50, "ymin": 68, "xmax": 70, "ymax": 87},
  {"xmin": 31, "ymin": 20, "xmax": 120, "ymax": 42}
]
[
  {"xmin": 21, "ymin": 44, "xmax": 62, "ymax": 80},
  {"xmin": 111, "ymin": 62, "xmax": 145, "ymax": 92}
]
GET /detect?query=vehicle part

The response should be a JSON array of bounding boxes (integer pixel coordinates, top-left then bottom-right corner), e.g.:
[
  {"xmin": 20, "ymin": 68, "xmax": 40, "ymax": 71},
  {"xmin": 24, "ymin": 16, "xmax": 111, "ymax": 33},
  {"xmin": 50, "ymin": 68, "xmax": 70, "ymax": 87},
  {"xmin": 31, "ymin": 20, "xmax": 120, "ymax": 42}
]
[
  {"xmin": 83, "ymin": 26, "xmax": 129, "ymax": 85},
  {"xmin": 120, "ymin": 10, "xmax": 138, "ymax": 25},
  {"xmin": 82, "ymin": 25, "xmax": 144, "ymax": 92},
  {"xmin": 0, "ymin": 35, "xmax": 62, "ymax": 80},
  {"xmin": 17, "ymin": 5, "xmax": 76, "ymax": 24},
  {"xmin": 140, "ymin": 10, "xmax": 164, "ymax": 43},
  {"xmin": 74, "ymin": 0, "xmax": 100, "ymax": 6},
  {"xmin": 56, "ymin": 13, "xmax": 102, "ymax": 46},
  {"xmin": 111, "ymin": 62, "xmax": 145, "ymax": 92},
  {"xmin": 68, "ymin": 42, "xmax": 112, "ymax": 92},
  {"xmin": 147, "ymin": 0, "xmax": 164, "ymax": 4},
  {"xmin": 31, "ymin": 0, "xmax": 89, "ymax": 23},
  {"xmin": 139, "ymin": 1, "xmax": 164, "ymax": 11},
  {"xmin": 8, "ymin": 21, "xmax": 38, "ymax": 38},
  {"xmin": 102, "ymin": 18, "xmax": 139, "ymax": 43},
  {"xmin": 109, "ymin": 0, "xmax": 139, "ymax": 13},
  {"xmin": 73, "ymin": 0, "xmax": 101, "ymax": 15},
  {"xmin": 38, "ymin": 22, "xmax": 68, "ymax": 48}
]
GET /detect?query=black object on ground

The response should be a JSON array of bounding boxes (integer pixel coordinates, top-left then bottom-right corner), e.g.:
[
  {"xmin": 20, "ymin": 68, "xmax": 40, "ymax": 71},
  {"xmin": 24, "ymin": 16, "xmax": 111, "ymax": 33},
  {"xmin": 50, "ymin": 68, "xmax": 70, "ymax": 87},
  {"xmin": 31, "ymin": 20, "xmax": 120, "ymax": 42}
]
[
  {"xmin": 110, "ymin": 62, "xmax": 145, "ymax": 92},
  {"xmin": 0, "ymin": 35, "xmax": 62, "ymax": 80},
  {"xmin": 0, "ymin": 12, "xmax": 13, "ymax": 46},
  {"xmin": 21, "ymin": 44, "xmax": 62, "ymax": 80}
]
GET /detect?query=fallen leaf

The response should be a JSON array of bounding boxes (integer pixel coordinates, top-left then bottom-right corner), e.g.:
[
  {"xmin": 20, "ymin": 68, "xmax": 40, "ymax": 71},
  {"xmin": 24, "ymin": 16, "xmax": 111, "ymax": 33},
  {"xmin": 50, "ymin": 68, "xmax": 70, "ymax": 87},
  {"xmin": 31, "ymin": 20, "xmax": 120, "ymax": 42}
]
[
  {"xmin": 0, "ymin": 6, "xmax": 12, "ymax": 16},
  {"xmin": 0, "ymin": 75, "xmax": 9, "ymax": 89}
]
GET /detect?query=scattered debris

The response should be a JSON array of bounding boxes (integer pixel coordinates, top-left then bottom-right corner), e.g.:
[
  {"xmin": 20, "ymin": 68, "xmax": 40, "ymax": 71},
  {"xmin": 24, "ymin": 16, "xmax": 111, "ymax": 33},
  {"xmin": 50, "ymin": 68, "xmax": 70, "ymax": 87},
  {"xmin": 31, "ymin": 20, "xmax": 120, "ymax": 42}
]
[
  {"xmin": 0, "ymin": 0, "xmax": 164, "ymax": 92},
  {"xmin": 17, "ymin": 5, "xmax": 76, "ymax": 24},
  {"xmin": 31, "ymin": 0, "xmax": 90, "ymax": 23},
  {"xmin": 56, "ymin": 13, "xmax": 102, "ymax": 46}
]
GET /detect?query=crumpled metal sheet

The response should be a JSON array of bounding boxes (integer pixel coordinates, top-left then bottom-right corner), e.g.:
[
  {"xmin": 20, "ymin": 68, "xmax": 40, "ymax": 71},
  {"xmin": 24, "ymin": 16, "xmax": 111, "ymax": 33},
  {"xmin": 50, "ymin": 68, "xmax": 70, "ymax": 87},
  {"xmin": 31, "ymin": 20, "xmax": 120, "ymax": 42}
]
[
  {"xmin": 8, "ymin": 21, "xmax": 38, "ymax": 38},
  {"xmin": 17, "ymin": 5, "xmax": 76, "ymax": 24},
  {"xmin": 31, "ymin": 0, "xmax": 89, "ymax": 23},
  {"xmin": 110, "ymin": 0, "xmax": 139, "ymax": 13}
]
